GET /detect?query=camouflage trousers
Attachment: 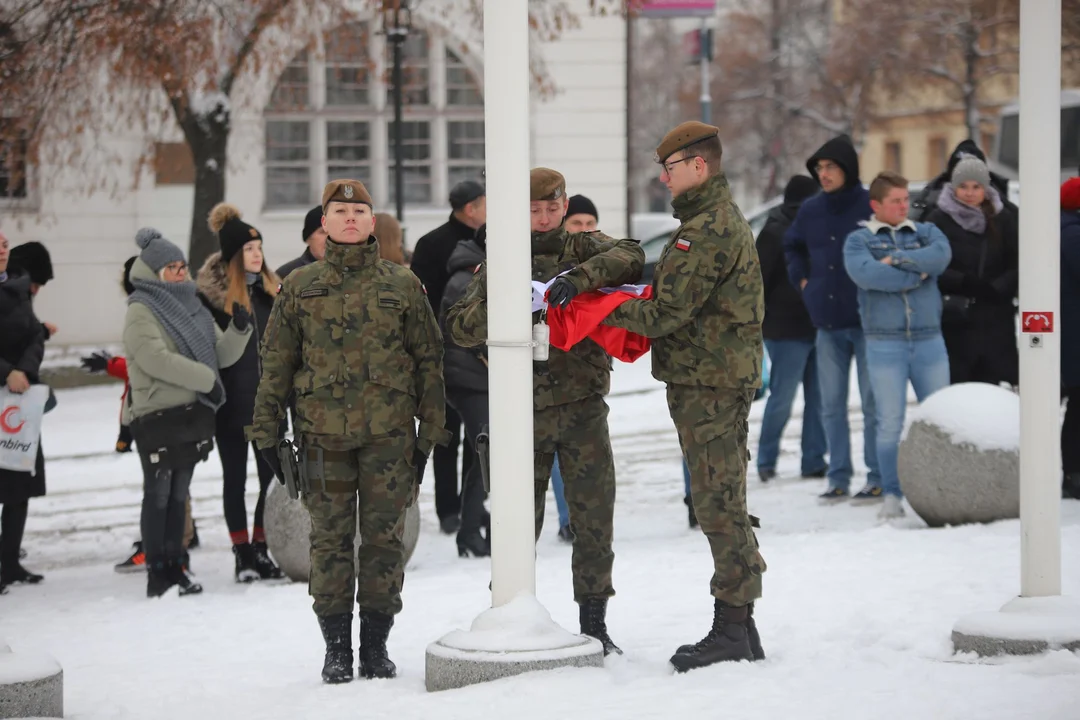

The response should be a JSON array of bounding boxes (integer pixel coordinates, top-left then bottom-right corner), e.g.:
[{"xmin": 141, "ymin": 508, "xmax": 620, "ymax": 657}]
[
  {"xmin": 533, "ymin": 395, "xmax": 616, "ymax": 602},
  {"xmin": 667, "ymin": 385, "xmax": 765, "ymax": 606},
  {"xmin": 300, "ymin": 429, "xmax": 415, "ymax": 618}
]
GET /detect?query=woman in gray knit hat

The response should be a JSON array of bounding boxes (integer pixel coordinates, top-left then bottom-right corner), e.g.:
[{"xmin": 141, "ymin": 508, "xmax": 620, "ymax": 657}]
[
  {"xmin": 123, "ymin": 227, "xmax": 252, "ymax": 597},
  {"xmin": 926, "ymin": 155, "xmax": 1020, "ymax": 387}
]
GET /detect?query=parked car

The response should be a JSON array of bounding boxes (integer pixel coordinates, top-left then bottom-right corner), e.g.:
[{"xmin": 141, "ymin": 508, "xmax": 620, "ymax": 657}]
[{"xmin": 639, "ymin": 195, "xmax": 781, "ymax": 283}]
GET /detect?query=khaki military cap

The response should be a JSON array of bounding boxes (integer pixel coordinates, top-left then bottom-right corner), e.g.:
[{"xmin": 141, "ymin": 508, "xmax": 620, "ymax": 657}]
[
  {"xmin": 530, "ymin": 168, "xmax": 566, "ymax": 202},
  {"xmin": 322, "ymin": 179, "xmax": 373, "ymax": 211},
  {"xmin": 655, "ymin": 121, "xmax": 721, "ymax": 163}
]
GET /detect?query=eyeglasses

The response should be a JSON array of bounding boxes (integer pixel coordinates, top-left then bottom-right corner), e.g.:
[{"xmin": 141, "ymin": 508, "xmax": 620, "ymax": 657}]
[
  {"xmin": 165, "ymin": 262, "xmax": 188, "ymax": 273},
  {"xmin": 661, "ymin": 156, "xmax": 698, "ymax": 174}
]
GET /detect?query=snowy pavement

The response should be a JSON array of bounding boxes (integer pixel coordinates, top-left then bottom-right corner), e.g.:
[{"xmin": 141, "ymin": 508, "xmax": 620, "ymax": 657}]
[{"xmin": 2, "ymin": 358, "xmax": 1079, "ymax": 719}]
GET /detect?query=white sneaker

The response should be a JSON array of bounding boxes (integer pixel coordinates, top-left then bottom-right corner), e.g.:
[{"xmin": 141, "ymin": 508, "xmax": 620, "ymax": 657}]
[{"xmin": 878, "ymin": 494, "xmax": 905, "ymax": 520}]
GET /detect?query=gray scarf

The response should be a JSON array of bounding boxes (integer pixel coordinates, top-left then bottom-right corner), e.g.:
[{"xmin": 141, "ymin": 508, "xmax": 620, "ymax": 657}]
[
  {"xmin": 938, "ymin": 182, "xmax": 1004, "ymax": 234},
  {"xmin": 128, "ymin": 277, "xmax": 223, "ymax": 411}
]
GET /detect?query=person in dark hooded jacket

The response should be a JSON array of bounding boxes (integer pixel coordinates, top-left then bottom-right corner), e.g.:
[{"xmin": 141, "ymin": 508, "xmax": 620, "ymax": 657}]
[
  {"xmin": 199, "ymin": 202, "xmax": 283, "ymax": 583},
  {"xmin": 439, "ymin": 225, "xmax": 490, "ymax": 558},
  {"xmin": 909, "ymin": 139, "xmax": 1017, "ymax": 222},
  {"xmin": 1060, "ymin": 177, "xmax": 1080, "ymax": 500},
  {"xmin": 756, "ymin": 175, "xmax": 826, "ymax": 482},
  {"xmin": 783, "ymin": 135, "xmax": 881, "ymax": 503},
  {"xmin": 0, "ymin": 231, "xmax": 47, "ymax": 594}
]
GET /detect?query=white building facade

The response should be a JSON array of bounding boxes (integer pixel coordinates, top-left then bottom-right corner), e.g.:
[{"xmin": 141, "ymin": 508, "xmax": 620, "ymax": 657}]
[{"xmin": 1, "ymin": 0, "xmax": 628, "ymax": 347}]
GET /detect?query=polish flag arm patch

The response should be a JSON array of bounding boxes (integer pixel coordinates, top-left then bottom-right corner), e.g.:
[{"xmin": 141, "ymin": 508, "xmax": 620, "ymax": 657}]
[{"xmin": 675, "ymin": 238, "xmax": 692, "ymax": 252}]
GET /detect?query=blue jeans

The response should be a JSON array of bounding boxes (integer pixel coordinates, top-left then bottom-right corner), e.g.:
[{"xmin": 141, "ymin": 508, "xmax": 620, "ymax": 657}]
[
  {"xmin": 757, "ymin": 339, "xmax": 827, "ymax": 475},
  {"xmin": 816, "ymin": 328, "xmax": 881, "ymax": 492},
  {"xmin": 865, "ymin": 335, "xmax": 951, "ymax": 497},
  {"xmin": 550, "ymin": 456, "xmax": 570, "ymax": 529},
  {"xmin": 682, "ymin": 459, "xmax": 691, "ymax": 497}
]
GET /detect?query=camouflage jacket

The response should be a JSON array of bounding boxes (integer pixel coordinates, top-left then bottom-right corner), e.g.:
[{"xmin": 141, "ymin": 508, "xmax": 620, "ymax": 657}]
[
  {"xmin": 605, "ymin": 174, "xmax": 764, "ymax": 389},
  {"xmin": 247, "ymin": 238, "xmax": 451, "ymax": 454},
  {"xmin": 446, "ymin": 227, "xmax": 645, "ymax": 410}
]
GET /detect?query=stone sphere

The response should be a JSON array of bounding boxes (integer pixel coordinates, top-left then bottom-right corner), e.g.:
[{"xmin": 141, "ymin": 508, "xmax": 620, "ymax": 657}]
[
  {"xmin": 898, "ymin": 382, "xmax": 1019, "ymax": 528},
  {"xmin": 264, "ymin": 480, "xmax": 421, "ymax": 582}
]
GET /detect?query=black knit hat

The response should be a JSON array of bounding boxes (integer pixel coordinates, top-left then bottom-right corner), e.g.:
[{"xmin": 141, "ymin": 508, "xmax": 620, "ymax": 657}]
[
  {"xmin": 208, "ymin": 202, "xmax": 262, "ymax": 264},
  {"xmin": 9, "ymin": 241, "xmax": 54, "ymax": 286},
  {"xmin": 783, "ymin": 175, "xmax": 819, "ymax": 205},
  {"xmin": 566, "ymin": 194, "xmax": 598, "ymax": 221},
  {"xmin": 302, "ymin": 205, "xmax": 323, "ymax": 242}
]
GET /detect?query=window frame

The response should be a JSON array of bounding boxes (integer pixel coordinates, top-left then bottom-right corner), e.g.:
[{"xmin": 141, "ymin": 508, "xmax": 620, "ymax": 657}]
[
  {"xmin": 0, "ymin": 120, "xmax": 36, "ymax": 210},
  {"xmin": 262, "ymin": 24, "xmax": 484, "ymax": 212}
]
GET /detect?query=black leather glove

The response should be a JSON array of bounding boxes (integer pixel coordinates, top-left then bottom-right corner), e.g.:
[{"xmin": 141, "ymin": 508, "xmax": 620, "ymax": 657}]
[
  {"xmin": 231, "ymin": 302, "xmax": 252, "ymax": 332},
  {"xmin": 413, "ymin": 447, "xmax": 428, "ymax": 483},
  {"xmin": 206, "ymin": 381, "xmax": 225, "ymax": 405},
  {"xmin": 80, "ymin": 350, "xmax": 111, "ymax": 374},
  {"xmin": 545, "ymin": 277, "xmax": 579, "ymax": 308},
  {"xmin": 260, "ymin": 445, "xmax": 284, "ymax": 483}
]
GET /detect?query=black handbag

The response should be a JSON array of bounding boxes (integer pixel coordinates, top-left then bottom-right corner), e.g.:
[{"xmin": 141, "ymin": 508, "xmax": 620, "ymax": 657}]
[
  {"xmin": 941, "ymin": 237, "xmax": 988, "ymax": 325},
  {"xmin": 130, "ymin": 402, "xmax": 216, "ymax": 469}
]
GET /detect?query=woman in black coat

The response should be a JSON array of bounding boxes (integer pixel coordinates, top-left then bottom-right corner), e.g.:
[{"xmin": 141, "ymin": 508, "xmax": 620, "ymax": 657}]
[
  {"xmin": 199, "ymin": 203, "xmax": 283, "ymax": 582},
  {"xmin": 0, "ymin": 232, "xmax": 47, "ymax": 593},
  {"xmin": 926, "ymin": 157, "xmax": 1019, "ymax": 387}
]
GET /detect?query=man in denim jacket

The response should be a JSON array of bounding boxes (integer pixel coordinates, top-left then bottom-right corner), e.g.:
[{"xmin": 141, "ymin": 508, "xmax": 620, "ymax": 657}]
[{"xmin": 843, "ymin": 171, "xmax": 952, "ymax": 520}]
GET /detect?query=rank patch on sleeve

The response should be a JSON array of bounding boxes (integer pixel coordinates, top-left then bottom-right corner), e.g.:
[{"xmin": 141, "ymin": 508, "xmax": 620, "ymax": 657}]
[
  {"xmin": 675, "ymin": 238, "xmax": 692, "ymax": 252},
  {"xmin": 299, "ymin": 287, "xmax": 329, "ymax": 298}
]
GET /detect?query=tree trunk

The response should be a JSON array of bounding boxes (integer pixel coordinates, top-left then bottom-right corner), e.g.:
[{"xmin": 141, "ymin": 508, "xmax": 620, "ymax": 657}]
[
  {"xmin": 184, "ymin": 113, "xmax": 229, "ymax": 276},
  {"xmin": 963, "ymin": 22, "xmax": 981, "ymax": 141}
]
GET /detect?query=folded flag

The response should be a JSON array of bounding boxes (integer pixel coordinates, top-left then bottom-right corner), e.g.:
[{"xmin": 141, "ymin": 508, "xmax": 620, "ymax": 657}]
[{"xmin": 546, "ymin": 284, "xmax": 653, "ymax": 362}]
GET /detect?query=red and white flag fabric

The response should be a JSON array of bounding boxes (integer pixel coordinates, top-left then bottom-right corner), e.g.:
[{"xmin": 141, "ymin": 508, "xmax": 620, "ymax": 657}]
[{"xmin": 546, "ymin": 284, "xmax": 653, "ymax": 362}]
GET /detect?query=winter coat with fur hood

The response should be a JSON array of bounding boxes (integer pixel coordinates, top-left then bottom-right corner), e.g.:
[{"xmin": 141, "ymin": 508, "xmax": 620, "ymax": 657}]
[{"xmin": 197, "ymin": 252, "xmax": 279, "ymax": 433}]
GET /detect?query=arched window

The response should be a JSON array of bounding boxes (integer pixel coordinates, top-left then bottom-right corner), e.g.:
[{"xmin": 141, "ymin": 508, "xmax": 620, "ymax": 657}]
[{"xmin": 264, "ymin": 24, "xmax": 484, "ymax": 211}]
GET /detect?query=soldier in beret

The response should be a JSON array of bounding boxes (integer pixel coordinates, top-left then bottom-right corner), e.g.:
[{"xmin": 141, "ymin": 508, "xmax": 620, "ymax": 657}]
[
  {"xmin": 248, "ymin": 179, "xmax": 451, "ymax": 684},
  {"xmin": 447, "ymin": 167, "xmax": 645, "ymax": 657},
  {"xmin": 602, "ymin": 122, "xmax": 767, "ymax": 671}
]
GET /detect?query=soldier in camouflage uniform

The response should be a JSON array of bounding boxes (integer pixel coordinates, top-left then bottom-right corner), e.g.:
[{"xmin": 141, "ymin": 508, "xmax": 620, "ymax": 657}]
[
  {"xmin": 247, "ymin": 179, "xmax": 450, "ymax": 684},
  {"xmin": 446, "ymin": 168, "xmax": 645, "ymax": 656},
  {"xmin": 603, "ymin": 122, "xmax": 767, "ymax": 672}
]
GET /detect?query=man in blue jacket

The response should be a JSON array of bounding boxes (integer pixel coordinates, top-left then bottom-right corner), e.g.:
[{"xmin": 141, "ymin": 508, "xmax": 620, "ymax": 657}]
[
  {"xmin": 784, "ymin": 135, "xmax": 882, "ymax": 504},
  {"xmin": 843, "ymin": 171, "xmax": 952, "ymax": 520}
]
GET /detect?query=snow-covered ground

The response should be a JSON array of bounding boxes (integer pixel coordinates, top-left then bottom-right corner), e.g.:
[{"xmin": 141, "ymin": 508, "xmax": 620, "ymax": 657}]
[{"xmin": 3, "ymin": 358, "xmax": 1079, "ymax": 719}]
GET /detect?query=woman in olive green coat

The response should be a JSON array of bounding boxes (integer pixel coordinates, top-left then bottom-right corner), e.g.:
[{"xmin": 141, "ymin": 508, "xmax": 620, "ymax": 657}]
[{"xmin": 123, "ymin": 228, "xmax": 251, "ymax": 598}]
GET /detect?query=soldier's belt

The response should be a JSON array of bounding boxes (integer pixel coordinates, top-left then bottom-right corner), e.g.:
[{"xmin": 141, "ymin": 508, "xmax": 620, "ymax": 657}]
[
  {"xmin": 301, "ymin": 445, "xmax": 354, "ymax": 494},
  {"xmin": 304, "ymin": 447, "xmax": 352, "ymax": 463}
]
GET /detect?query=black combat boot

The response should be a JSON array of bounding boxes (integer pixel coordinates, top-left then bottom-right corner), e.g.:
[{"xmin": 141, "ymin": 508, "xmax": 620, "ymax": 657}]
[
  {"xmin": 358, "ymin": 611, "xmax": 397, "ymax": 679},
  {"xmin": 146, "ymin": 560, "xmax": 176, "ymax": 598},
  {"xmin": 318, "ymin": 614, "xmax": 354, "ymax": 684},
  {"xmin": 670, "ymin": 600, "xmax": 754, "ymax": 673},
  {"xmin": 676, "ymin": 601, "xmax": 764, "ymax": 660},
  {"xmin": 684, "ymin": 495, "xmax": 698, "ymax": 528},
  {"xmin": 233, "ymin": 543, "xmax": 260, "ymax": 583},
  {"xmin": 252, "ymin": 542, "xmax": 284, "ymax": 579},
  {"xmin": 579, "ymin": 598, "xmax": 622, "ymax": 656}
]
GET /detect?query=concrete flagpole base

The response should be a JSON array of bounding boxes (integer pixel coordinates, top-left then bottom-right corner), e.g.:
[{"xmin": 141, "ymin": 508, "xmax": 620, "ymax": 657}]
[
  {"xmin": 0, "ymin": 641, "xmax": 63, "ymax": 718},
  {"xmin": 425, "ymin": 595, "xmax": 604, "ymax": 692},
  {"xmin": 952, "ymin": 596, "xmax": 1080, "ymax": 657}
]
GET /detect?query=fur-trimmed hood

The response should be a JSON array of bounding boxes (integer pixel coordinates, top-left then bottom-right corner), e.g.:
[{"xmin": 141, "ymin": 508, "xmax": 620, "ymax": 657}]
[{"xmin": 196, "ymin": 251, "xmax": 281, "ymax": 312}]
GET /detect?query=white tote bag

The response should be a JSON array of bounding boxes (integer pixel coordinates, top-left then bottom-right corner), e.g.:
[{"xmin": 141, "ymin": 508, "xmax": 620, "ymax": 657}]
[{"xmin": 0, "ymin": 385, "xmax": 50, "ymax": 475}]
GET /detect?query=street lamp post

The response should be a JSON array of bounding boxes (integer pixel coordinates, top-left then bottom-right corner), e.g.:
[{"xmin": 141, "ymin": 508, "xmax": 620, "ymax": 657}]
[{"xmin": 382, "ymin": 0, "xmax": 411, "ymax": 224}]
